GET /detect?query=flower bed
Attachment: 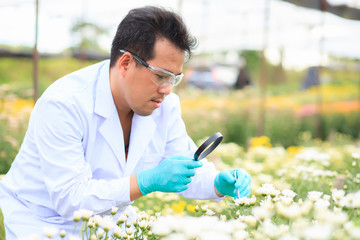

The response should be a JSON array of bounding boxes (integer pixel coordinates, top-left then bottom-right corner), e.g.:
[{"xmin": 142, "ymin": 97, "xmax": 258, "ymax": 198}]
[{"xmin": 12, "ymin": 137, "xmax": 360, "ymax": 239}]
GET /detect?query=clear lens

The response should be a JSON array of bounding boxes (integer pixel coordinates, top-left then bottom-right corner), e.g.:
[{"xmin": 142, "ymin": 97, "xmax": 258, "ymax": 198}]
[
  {"xmin": 120, "ymin": 49, "xmax": 184, "ymax": 88},
  {"xmin": 172, "ymin": 73, "xmax": 184, "ymax": 87},
  {"xmin": 148, "ymin": 66, "xmax": 183, "ymax": 88}
]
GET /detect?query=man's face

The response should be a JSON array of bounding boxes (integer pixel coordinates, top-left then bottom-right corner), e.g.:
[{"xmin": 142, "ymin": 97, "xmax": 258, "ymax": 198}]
[{"xmin": 119, "ymin": 38, "xmax": 185, "ymax": 116}]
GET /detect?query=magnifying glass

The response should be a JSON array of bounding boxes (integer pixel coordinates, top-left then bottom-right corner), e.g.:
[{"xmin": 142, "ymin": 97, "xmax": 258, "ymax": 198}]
[{"xmin": 193, "ymin": 132, "xmax": 223, "ymax": 161}]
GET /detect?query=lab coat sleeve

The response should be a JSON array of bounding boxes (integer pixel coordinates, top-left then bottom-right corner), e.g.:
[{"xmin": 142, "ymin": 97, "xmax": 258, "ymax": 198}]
[
  {"xmin": 32, "ymin": 97, "xmax": 131, "ymax": 220},
  {"xmin": 164, "ymin": 94, "xmax": 222, "ymax": 200}
]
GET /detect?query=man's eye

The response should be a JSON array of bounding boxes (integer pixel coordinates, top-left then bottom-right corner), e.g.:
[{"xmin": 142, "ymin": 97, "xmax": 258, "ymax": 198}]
[{"xmin": 156, "ymin": 74, "xmax": 168, "ymax": 80}]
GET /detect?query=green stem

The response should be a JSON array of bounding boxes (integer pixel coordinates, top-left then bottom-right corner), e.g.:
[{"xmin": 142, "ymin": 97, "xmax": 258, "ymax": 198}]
[
  {"xmin": 73, "ymin": 222, "xmax": 78, "ymax": 234},
  {"xmin": 80, "ymin": 221, "xmax": 87, "ymax": 240}
]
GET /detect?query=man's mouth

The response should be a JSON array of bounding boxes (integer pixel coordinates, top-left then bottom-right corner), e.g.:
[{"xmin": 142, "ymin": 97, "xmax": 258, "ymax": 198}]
[
  {"xmin": 151, "ymin": 98, "xmax": 163, "ymax": 108},
  {"xmin": 152, "ymin": 99, "xmax": 162, "ymax": 104}
]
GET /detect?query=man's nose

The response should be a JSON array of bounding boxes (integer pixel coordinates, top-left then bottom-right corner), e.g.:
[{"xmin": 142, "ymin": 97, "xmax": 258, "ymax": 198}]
[{"xmin": 158, "ymin": 84, "xmax": 172, "ymax": 95}]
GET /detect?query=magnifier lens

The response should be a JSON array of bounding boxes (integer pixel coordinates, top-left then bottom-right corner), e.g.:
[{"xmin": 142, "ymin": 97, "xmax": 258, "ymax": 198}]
[{"xmin": 194, "ymin": 132, "xmax": 223, "ymax": 161}]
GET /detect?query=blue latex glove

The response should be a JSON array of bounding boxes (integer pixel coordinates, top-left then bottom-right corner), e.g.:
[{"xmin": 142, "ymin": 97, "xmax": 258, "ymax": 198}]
[
  {"xmin": 137, "ymin": 156, "xmax": 203, "ymax": 196},
  {"xmin": 214, "ymin": 169, "xmax": 251, "ymax": 198}
]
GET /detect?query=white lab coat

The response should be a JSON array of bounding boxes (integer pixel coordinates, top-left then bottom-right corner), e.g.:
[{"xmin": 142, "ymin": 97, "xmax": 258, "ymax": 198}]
[{"xmin": 0, "ymin": 60, "xmax": 221, "ymax": 239}]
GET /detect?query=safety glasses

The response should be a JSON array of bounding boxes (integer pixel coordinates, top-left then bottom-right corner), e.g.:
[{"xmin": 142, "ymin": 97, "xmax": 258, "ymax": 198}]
[{"xmin": 120, "ymin": 49, "xmax": 184, "ymax": 88}]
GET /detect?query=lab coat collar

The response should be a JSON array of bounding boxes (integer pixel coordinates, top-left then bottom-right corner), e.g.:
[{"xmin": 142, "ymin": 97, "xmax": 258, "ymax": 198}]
[
  {"xmin": 125, "ymin": 114, "xmax": 156, "ymax": 176},
  {"xmin": 95, "ymin": 61, "xmax": 126, "ymax": 171},
  {"xmin": 94, "ymin": 60, "xmax": 156, "ymax": 175},
  {"xmin": 94, "ymin": 60, "xmax": 114, "ymax": 118}
]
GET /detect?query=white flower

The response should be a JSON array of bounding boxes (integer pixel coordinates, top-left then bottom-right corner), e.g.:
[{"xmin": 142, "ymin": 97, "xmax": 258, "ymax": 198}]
[
  {"xmin": 301, "ymin": 223, "xmax": 332, "ymax": 240},
  {"xmin": 97, "ymin": 228, "xmax": 105, "ymax": 239},
  {"xmin": 164, "ymin": 233, "xmax": 188, "ymax": 240},
  {"xmin": 352, "ymin": 152, "xmax": 360, "ymax": 160},
  {"xmin": 331, "ymin": 211, "xmax": 348, "ymax": 225},
  {"xmin": 277, "ymin": 233, "xmax": 300, "ymax": 240},
  {"xmin": 198, "ymin": 231, "xmax": 232, "ymax": 240},
  {"xmin": 138, "ymin": 219, "xmax": 148, "ymax": 229},
  {"xmin": 314, "ymin": 199, "xmax": 330, "ymax": 210},
  {"xmin": 252, "ymin": 206, "xmax": 273, "ymax": 221},
  {"xmin": 220, "ymin": 215, "xmax": 227, "ymax": 221},
  {"xmin": 231, "ymin": 220, "xmax": 247, "ymax": 231},
  {"xmin": 235, "ymin": 196, "xmax": 256, "ymax": 206},
  {"xmin": 200, "ymin": 205, "xmax": 208, "ymax": 212},
  {"xmin": 278, "ymin": 224, "xmax": 290, "ymax": 236},
  {"xmin": 233, "ymin": 230, "xmax": 249, "ymax": 240},
  {"xmin": 151, "ymin": 220, "xmax": 172, "ymax": 236},
  {"xmin": 276, "ymin": 203, "xmax": 302, "ymax": 220},
  {"xmin": 272, "ymin": 196, "xmax": 281, "ymax": 202},
  {"xmin": 73, "ymin": 211, "xmax": 81, "ymax": 222},
  {"xmin": 111, "ymin": 206, "xmax": 118, "ymax": 215},
  {"xmin": 137, "ymin": 211, "xmax": 148, "ymax": 220},
  {"xmin": 205, "ymin": 209, "xmax": 216, "ymax": 216},
  {"xmin": 260, "ymin": 196, "xmax": 275, "ymax": 210},
  {"xmin": 113, "ymin": 226, "xmax": 123, "ymax": 238},
  {"xmin": 79, "ymin": 209, "xmax": 93, "ymax": 221},
  {"xmin": 256, "ymin": 183, "xmax": 281, "ymax": 196},
  {"xmin": 234, "ymin": 197, "xmax": 248, "ymax": 206},
  {"xmin": 322, "ymin": 194, "xmax": 329, "ymax": 201},
  {"xmin": 260, "ymin": 219, "xmax": 280, "ymax": 238},
  {"xmin": 332, "ymin": 189, "xmax": 345, "ymax": 202},
  {"xmin": 93, "ymin": 215, "xmax": 103, "ymax": 227},
  {"xmin": 349, "ymin": 227, "xmax": 360, "ymax": 239},
  {"xmin": 243, "ymin": 215, "xmax": 257, "ymax": 227},
  {"xmin": 126, "ymin": 227, "xmax": 135, "ymax": 235},
  {"xmin": 300, "ymin": 200, "xmax": 313, "ymax": 216},
  {"xmin": 280, "ymin": 196, "xmax": 294, "ymax": 205},
  {"xmin": 117, "ymin": 214, "xmax": 127, "ymax": 225},
  {"xmin": 282, "ymin": 189, "xmax": 297, "ymax": 199},
  {"xmin": 59, "ymin": 230, "xmax": 66, "ymax": 238},
  {"xmin": 351, "ymin": 191, "xmax": 360, "ymax": 208},
  {"xmin": 149, "ymin": 215, "xmax": 157, "ymax": 223},
  {"xmin": 43, "ymin": 227, "xmax": 59, "ymax": 238},
  {"xmin": 249, "ymin": 195, "xmax": 257, "ymax": 204},
  {"xmin": 307, "ymin": 191, "xmax": 323, "ymax": 202},
  {"xmin": 344, "ymin": 221, "xmax": 355, "ymax": 232},
  {"xmin": 345, "ymin": 221, "xmax": 360, "ymax": 238},
  {"xmin": 102, "ymin": 215, "xmax": 115, "ymax": 232}
]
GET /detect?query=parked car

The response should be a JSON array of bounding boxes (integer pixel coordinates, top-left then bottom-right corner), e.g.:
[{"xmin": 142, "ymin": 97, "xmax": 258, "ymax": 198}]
[{"xmin": 185, "ymin": 64, "xmax": 238, "ymax": 90}]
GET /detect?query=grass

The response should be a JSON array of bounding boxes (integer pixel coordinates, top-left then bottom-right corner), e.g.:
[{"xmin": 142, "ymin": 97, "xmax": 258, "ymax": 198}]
[
  {"xmin": 0, "ymin": 210, "xmax": 4, "ymax": 240},
  {"xmin": 0, "ymin": 57, "xmax": 97, "ymax": 97}
]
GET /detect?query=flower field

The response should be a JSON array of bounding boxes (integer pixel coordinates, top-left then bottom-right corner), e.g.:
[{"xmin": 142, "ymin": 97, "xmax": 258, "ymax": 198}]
[
  {"xmin": 177, "ymin": 85, "xmax": 360, "ymax": 148},
  {"xmin": 9, "ymin": 137, "xmax": 360, "ymax": 239}
]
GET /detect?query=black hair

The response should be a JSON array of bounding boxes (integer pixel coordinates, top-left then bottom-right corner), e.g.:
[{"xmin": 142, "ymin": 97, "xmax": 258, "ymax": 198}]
[{"xmin": 110, "ymin": 6, "xmax": 197, "ymax": 67}]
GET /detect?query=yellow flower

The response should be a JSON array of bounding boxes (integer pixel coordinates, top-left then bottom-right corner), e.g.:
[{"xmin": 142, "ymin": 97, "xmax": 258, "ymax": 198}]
[
  {"xmin": 249, "ymin": 136, "xmax": 272, "ymax": 149},
  {"xmin": 286, "ymin": 146, "xmax": 304, "ymax": 155},
  {"xmin": 186, "ymin": 204, "xmax": 196, "ymax": 213},
  {"xmin": 171, "ymin": 201, "xmax": 187, "ymax": 213}
]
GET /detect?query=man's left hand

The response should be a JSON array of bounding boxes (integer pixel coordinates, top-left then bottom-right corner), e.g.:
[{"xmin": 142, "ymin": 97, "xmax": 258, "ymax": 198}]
[{"xmin": 214, "ymin": 169, "xmax": 251, "ymax": 198}]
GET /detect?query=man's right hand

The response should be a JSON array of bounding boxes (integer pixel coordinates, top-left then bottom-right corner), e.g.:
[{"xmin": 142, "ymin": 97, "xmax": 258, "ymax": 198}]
[{"xmin": 136, "ymin": 156, "xmax": 203, "ymax": 196}]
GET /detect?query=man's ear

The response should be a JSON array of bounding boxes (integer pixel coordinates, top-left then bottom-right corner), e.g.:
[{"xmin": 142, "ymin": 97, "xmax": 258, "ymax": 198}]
[{"xmin": 117, "ymin": 53, "xmax": 131, "ymax": 72}]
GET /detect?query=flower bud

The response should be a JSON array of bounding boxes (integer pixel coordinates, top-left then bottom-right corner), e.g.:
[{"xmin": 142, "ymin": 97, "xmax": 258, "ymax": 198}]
[
  {"xmin": 195, "ymin": 205, "xmax": 199, "ymax": 212},
  {"xmin": 111, "ymin": 207, "xmax": 118, "ymax": 216},
  {"xmin": 60, "ymin": 230, "xmax": 66, "ymax": 238}
]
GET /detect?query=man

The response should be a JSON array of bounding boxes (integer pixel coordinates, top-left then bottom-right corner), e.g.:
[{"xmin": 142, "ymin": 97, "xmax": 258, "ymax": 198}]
[{"xmin": 0, "ymin": 6, "xmax": 251, "ymax": 239}]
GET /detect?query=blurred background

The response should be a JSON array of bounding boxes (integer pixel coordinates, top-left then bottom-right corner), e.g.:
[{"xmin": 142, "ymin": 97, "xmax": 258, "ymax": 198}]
[{"xmin": 0, "ymin": 0, "xmax": 360, "ymax": 174}]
